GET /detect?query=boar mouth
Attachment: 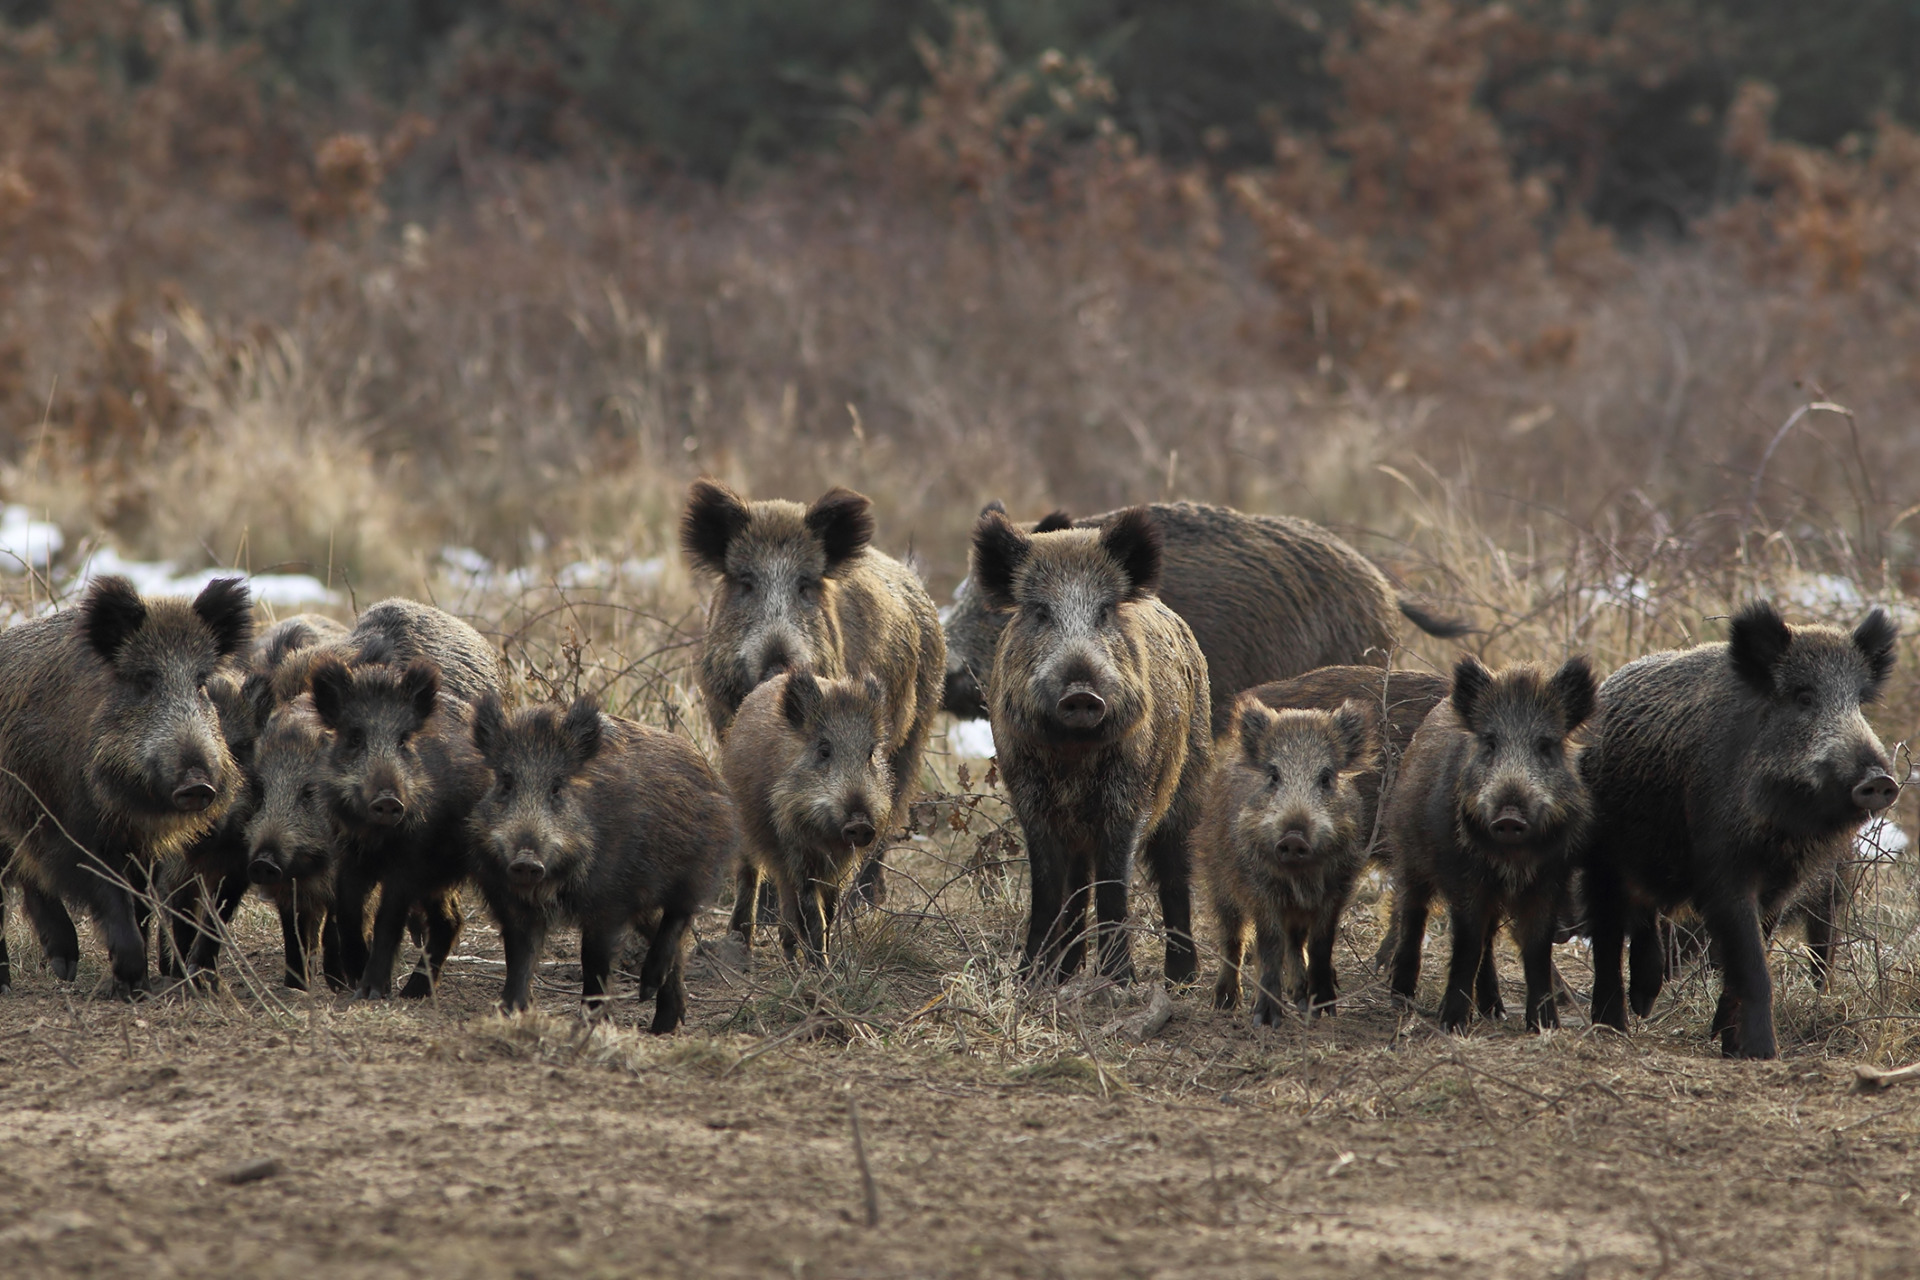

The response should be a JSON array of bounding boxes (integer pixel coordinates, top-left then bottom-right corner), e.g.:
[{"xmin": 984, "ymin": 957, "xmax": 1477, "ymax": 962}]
[
  {"xmin": 942, "ymin": 667, "xmax": 989, "ymax": 719},
  {"xmin": 1852, "ymin": 770, "xmax": 1901, "ymax": 815},
  {"xmin": 1487, "ymin": 804, "xmax": 1532, "ymax": 844},
  {"xmin": 1272, "ymin": 829, "xmax": 1316, "ymax": 864}
]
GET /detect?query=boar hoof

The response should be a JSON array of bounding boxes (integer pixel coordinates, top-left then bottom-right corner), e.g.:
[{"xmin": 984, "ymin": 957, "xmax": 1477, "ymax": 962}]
[
  {"xmin": 1251, "ymin": 996, "xmax": 1285, "ymax": 1028},
  {"xmin": 188, "ymin": 967, "xmax": 221, "ymax": 994},
  {"xmin": 1211, "ymin": 978, "xmax": 1240, "ymax": 1010},
  {"xmin": 353, "ymin": 982, "xmax": 389, "ymax": 1001},
  {"xmin": 0, "ymin": 982, "xmax": 10, "ymax": 996},
  {"xmin": 397, "ymin": 973, "xmax": 435, "ymax": 999},
  {"xmin": 48, "ymin": 956, "xmax": 78, "ymax": 983},
  {"xmin": 282, "ymin": 975, "xmax": 308, "ymax": 992}
]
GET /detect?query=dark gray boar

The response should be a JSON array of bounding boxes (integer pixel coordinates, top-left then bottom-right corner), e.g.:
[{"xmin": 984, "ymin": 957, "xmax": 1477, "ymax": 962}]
[
  {"xmin": 469, "ymin": 694, "xmax": 737, "ymax": 1031},
  {"xmin": 262, "ymin": 600, "xmax": 499, "ymax": 709},
  {"xmin": 1200, "ymin": 695, "xmax": 1380, "ymax": 1022},
  {"xmin": 1582, "ymin": 602, "xmax": 1899, "ymax": 1058},
  {"xmin": 723, "ymin": 670, "xmax": 894, "ymax": 965},
  {"xmin": 972, "ymin": 506, "xmax": 1212, "ymax": 984},
  {"xmin": 252, "ymin": 613, "xmax": 349, "ymax": 668},
  {"xmin": 943, "ymin": 501, "xmax": 1467, "ymax": 731},
  {"xmin": 1388, "ymin": 655, "xmax": 1596, "ymax": 1033},
  {"xmin": 242, "ymin": 693, "xmax": 346, "ymax": 990},
  {"xmin": 0, "ymin": 576, "xmax": 251, "ymax": 994},
  {"xmin": 310, "ymin": 654, "xmax": 489, "ymax": 999}
]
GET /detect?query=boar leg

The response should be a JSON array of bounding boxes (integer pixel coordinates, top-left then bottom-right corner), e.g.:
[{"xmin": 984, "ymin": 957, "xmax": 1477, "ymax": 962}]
[
  {"xmin": 1019, "ymin": 833, "xmax": 1071, "ymax": 982},
  {"xmin": 71, "ymin": 851, "xmax": 150, "ymax": 996},
  {"xmin": 355, "ymin": 884, "xmax": 416, "ymax": 1000},
  {"xmin": 1511, "ymin": 895, "xmax": 1560, "ymax": 1031},
  {"xmin": 852, "ymin": 848, "xmax": 888, "ymax": 908},
  {"xmin": 1249, "ymin": 921, "xmax": 1291, "ymax": 1027},
  {"xmin": 498, "ymin": 907, "xmax": 544, "ymax": 1013},
  {"xmin": 1801, "ymin": 873, "xmax": 1843, "ymax": 992},
  {"xmin": 183, "ymin": 871, "xmax": 248, "ymax": 983},
  {"xmin": 1627, "ymin": 912, "xmax": 1666, "ymax": 1017},
  {"xmin": 273, "ymin": 885, "xmax": 307, "ymax": 990},
  {"xmin": 634, "ymin": 913, "xmax": 692, "ymax": 1034},
  {"xmin": 795, "ymin": 879, "xmax": 831, "ymax": 967},
  {"xmin": 1305, "ymin": 907, "xmax": 1341, "ymax": 1017},
  {"xmin": 1210, "ymin": 897, "xmax": 1248, "ymax": 1010},
  {"xmin": 728, "ymin": 862, "xmax": 762, "ymax": 946},
  {"xmin": 1585, "ymin": 866, "xmax": 1630, "ymax": 1033},
  {"xmin": 1439, "ymin": 900, "xmax": 1493, "ymax": 1033},
  {"xmin": 1388, "ymin": 877, "xmax": 1432, "ymax": 1007},
  {"xmin": 1704, "ymin": 895, "xmax": 1775, "ymax": 1059},
  {"xmin": 1058, "ymin": 851, "xmax": 1095, "ymax": 982},
  {"xmin": 1091, "ymin": 839, "xmax": 1137, "ymax": 985},
  {"xmin": 1141, "ymin": 822, "xmax": 1196, "ymax": 986},
  {"xmin": 158, "ymin": 869, "xmax": 201, "ymax": 981},
  {"xmin": 1473, "ymin": 927, "xmax": 1506, "ymax": 1020},
  {"xmin": 21, "ymin": 881, "xmax": 80, "ymax": 983},
  {"xmin": 330, "ymin": 867, "xmax": 372, "ymax": 989},
  {"xmin": 400, "ymin": 892, "xmax": 463, "ymax": 998}
]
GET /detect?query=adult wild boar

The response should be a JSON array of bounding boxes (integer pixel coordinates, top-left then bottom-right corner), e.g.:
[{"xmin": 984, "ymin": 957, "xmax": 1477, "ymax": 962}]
[
  {"xmin": 0, "ymin": 576, "xmax": 252, "ymax": 994},
  {"xmin": 1582, "ymin": 603, "xmax": 1900, "ymax": 1058},
  {"xmin": 1389, "ymin": 655, "xmax": 1596, "ymax": 1033},
  {"xmin": 943, "ymin": 501, "xmax": 1467, "ymax": 732},
  {"xmin": 469, "ymin": 694, "xmax": 737, "ymax": 1030},
  {"xmin": 1201, "ymin": 695, "xmax": 1380, "ymax": 1022},
  {"xmin": 681, "ymin": 480, "xmax": 944, "ymax": 903},
  {"xmin": 972, "ymin": 506, "xmax": 1211, "ymax": 984}
]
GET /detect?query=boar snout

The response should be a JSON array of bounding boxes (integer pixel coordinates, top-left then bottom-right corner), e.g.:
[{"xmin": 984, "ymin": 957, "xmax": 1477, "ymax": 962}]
[
  {"xmin": 1276, "ymin": 829, "xmax": 1311, "ymax": 858},
  {"xmin": 842, "ymin": 813, "xmax": 878, "ymax": 849},
  {"xmin": 248, "ymin": 845, "xmax": 284, "ymax": 885},
  {"xmin": 1490, "ymin": 805, "xmax": 1530, "ymax": 842},
  {"xmin": 171, "ymin": 768, "xmax": 218, "ymax": 812},
  {"xmin": 1853, "ymin": 770, "xmax": 1901, "ymax": 813},
  {"xmin": 1056, "ymin": 684, "xmax": 1107, "ymax": 730},
  {"xmin": 369, "ymin": 790, "xmax": 406, "ymax": 825},
  {"xmin": 508, "ymin": 851, "xmax": 547, "ymax": 889}
]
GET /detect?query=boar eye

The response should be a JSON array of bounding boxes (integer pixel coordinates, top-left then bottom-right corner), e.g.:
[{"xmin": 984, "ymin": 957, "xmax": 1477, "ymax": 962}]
[
  {"xmin": 1535, "ymin": 738, "xmax": 1555, "ymax": 758},
  {"xmin": 1794, "ymin": 687, "xmax": 1816, "ymax": 709},
  {"xmin": 1099, "ymin": 603, "xmax": 1115, "ymax": 625},
  {"xmin": 799, "ymin": 578, "xmax": 822, "ymax": 602},
  {"xmin": 1483, "ymin": 735, "xmax": 1498, "ymax": 753},
  {"xmin": 1318, "ymin": 769, "xmax": 1334, "ymax": 791},
  {"xmin": 550, "ymin": 777, "xmax": 565, "ymax": 799},
  {"xmin": 1266, "ymin": 766, "xmax": 1281, "ymax": 788},
  {"xmin": 1030, "ymin": 603, "xmax": 1052, "ymax": 626},
  {"xmin": 345, "ymin": 728, "xmax": 367, "ymax": 751},
  {"xmin": 497, "ymin": 771, "xmax": 515, "ymax": 796},
  {"xmin": 816, "ymin": 740, "xmax": 832, "ymax": 762},
  {"xmin": 298, "ymin": 783, "xmax": 316, "ymax": 805}
]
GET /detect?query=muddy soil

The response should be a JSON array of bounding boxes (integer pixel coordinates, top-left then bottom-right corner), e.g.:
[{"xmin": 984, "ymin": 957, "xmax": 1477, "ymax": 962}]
[{"xmin": 3, "ymin": 872, "xmax": 1918, "ymax": 1280}]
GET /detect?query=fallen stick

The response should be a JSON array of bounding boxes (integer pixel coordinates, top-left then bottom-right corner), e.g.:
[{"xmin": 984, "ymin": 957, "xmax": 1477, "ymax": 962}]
[{"xmin": 1852, "ymin": 1061, "xmax": 1920, "ymax": 1093}]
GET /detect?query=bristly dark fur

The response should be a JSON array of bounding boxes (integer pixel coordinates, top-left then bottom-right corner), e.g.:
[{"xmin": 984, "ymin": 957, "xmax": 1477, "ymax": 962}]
[
  {"xmin": 191, "ymin": 577, "xmax": 254, "ymax": 657},
  {"xmin": 1033, "ymin": 510, "xmax": 1074, "ymax": 534},
  {"xmin": 1728, "ymin": 601, "xmax": 1793, "ymax": 694},
  {"xmin": 1098, "ymin": 506, "xmax": 1163, "ymax": 599},
  {"xmin": 970, "ymin": 509, "xmax": 1032, "ymax": 612},
  {"xmin": 1853, "ymin": 607, "xmax": 1898, "ymax": 693},
  {"xmin": 81, "ymin": 576, "xmax": 148, "ymax": 663}
]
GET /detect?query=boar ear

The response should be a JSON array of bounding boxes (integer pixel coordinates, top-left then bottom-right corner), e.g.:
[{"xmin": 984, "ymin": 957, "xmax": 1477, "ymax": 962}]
[
  {"xmin": 1332, "ymin": 700, "xmax": 1382, "ymax": 772},
  {"xmin": 400, "ymin": 661, "xmax": 441, "ymax": 723},
  {"xmin": 354, "ymin": 632, "xmax": 395, "ymax": 667},
  {"xmin": 308, "ymin": 654, "xmax": 352, "ymax": 728},
  {"xmin": 1100, "ymin": 507, "xmax": 1163, "ymax": 601},
  {"xmin": 1235, "ymin": 697, "xmax": 1277, "ymax": 766},
  {"xmin": 471, "ymin": 691, "xmax": 505, "ymax": 761},
  {"xmin": 242, "ymin": 671, "xmax": 277, "ymax": 732},
  {"xmin": 971, "ymin": 509, "xmax": 1032, "ymax": 611},
  {"xmin": 1550, "ymin": 655, "xmax": 1597, "ymax": 732},
  {"xmin": 80, "ymin": 575, "xmax": 147, "ymax": 664},
  {"xmin": 192, "ymin": 577, "xmax": 253, "ymax": 658},
  {"xmin": 681, "ymin": 479, "xmax": 752, "ymax": 578},
  {"xmin": 561, "ymin": 697, "xmax": 603, "ymax": 767},
  {"xmin": 1728, "ymin": 601, "xmax": 1792, "ymax": 695},
  {"xmin": 979, "ymin": 498, "xmax": 1007, "ymax": 517},
  {"xmin": 1033, "ymin": 510, "xmax": 1074, "ymax": 534},
  {"xmin": 1450, "ymin": 654, "xmax": 1492, "ymax": 724},
  {"xmin": 806, "ymin": 487, "xmax": 875, "ymax": 573},
  {"xmin": 781, "ymin": 670, "xmax": 822, "ymax": 730},
  {"xmin": 1854, "ymin": 607, "xmax": 1898, "ymax": 695}
]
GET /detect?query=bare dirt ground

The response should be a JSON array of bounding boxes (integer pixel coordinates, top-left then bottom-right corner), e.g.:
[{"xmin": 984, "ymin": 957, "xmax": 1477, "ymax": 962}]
[{"xmin": 5, "ymin": 831, "xmax": 1919, "ymax": 1280}]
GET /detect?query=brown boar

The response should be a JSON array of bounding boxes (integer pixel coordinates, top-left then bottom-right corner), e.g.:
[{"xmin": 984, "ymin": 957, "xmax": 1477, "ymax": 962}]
[
  {"xmin": 1388, "ymin": 655, "xmax": 1596, "ymax": 1033},
  {"xmin": 310, "ymin": 654, "xmax": 490, "ymax": 999},
  {"xmin": 942, "ymin": 501, "xmax": 1467, "ymax": 732},
  {"xmin": 469, "ymin": 694, "xmax": 738, "ymax": 1030},
  {"xmin": 723, "ymin": 671, "xmax": 894, "ymax": 965},
  {"xmin": 972, "ymin": 506, "xmax": 1212, "ymax": 984},
  {"xmin": 242, "ymin": 693, "xmax": 346, "ymax": 990},
  {"xmin": 1582, "ymin": 603, "xmax": 1899, "ymax": 1058},
  {"xmin": 262, "ymin": 599, "xmax": 499, "ymax": 709},
  {"xmin": 681, "ymin": 480, "xmax": 944, "ymax": 906},
  {"xmin": 1201, "ymin": 696, "xmax": 1380, "ymax": 1022},
  {"xmin": 0, "ymin": 576, "xmax": 252, "ymax": 994}
]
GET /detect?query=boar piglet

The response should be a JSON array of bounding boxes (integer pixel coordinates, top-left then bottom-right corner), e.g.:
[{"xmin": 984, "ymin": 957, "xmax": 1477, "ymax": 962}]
[
  {"xmin": 0, "ymin": 575, "xmax": 252, "ymax": 995},
  {"xmin": 242, "ymin": 691, "xmax": 347, "ymax": 989},
  {"xmin": 972, "ymin": 505, "xmax": 1212, "ymax": 984},
  {"xmin": 1202, "ymin": 696, "xmax": 1379, "ymax": 1022},
  {"xmin": 681, "ymin": 480, "xmax": 944, "ymax": 906},
  {"xmin": 469, "ymin": 695, "xmax": 737, "ymax": 1031},
  {"xmin": 1582, "ymin": 602, "xmax": 1899, "ymax": 1058},
  {"xmin": 310, "ymin": 654, "xmax": 489, "ymax": 999},
  {"xmin": 1389, "ymin": 655, "xmax": 1596, "ymax": 1033},
  {"xmin": 724, "ymin": 670, "xmax": 893, "ymax": 965}
]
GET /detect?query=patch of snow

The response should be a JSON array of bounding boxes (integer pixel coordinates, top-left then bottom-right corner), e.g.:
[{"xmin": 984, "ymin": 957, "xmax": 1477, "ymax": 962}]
[
  {"xmin": 0, "ymin": 505, "xmax": 61, "ymax": 572},
  {"xmin": 1855, "ymin": 816, "xmax": 1909, "ymax": 863},
  {"xmin": 441, "ymin": 547, "xmax": 665, "ymax": 595},
  {"xmin": 947, "ymin": 718, "xmax": 996, "ymax": 758},
  {"xmin": 70, "ymin": 547, "xmax": 338, "ymax": 605}
]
